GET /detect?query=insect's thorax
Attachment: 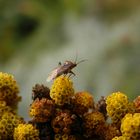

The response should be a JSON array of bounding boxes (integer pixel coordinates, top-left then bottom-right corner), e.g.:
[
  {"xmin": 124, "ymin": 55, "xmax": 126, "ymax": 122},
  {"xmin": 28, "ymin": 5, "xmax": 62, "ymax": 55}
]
[{"xmin": 64, "ymin": 61, "xmax": 76, "ymax": 68}]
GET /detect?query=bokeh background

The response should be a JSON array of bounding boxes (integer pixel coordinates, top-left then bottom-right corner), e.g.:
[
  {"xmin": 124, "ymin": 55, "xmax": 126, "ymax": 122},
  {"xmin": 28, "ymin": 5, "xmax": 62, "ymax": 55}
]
[{"xmin": 0, "ymin": 0, "xmax": 140, "ymax": 121}]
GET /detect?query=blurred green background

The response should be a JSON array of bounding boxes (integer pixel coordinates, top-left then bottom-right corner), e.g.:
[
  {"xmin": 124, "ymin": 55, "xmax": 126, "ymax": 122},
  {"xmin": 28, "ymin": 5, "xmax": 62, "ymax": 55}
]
[{"xmin": 0, "ymin": 0, "xmax": 140, "ymax": 120}]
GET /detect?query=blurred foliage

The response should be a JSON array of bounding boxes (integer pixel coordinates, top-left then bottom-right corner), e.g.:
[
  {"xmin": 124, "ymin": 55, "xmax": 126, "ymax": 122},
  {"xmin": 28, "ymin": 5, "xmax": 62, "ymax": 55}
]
[
  {"xmin": 0, "ymin": 0, "xmax": 140, "ymax": 64},
  {"xmin": 0, "ymin": 0, "xmax": 84, "ymax": 64},
  {"xmin": 94, "ymin": 0, "xmax": 140, "ymax": 21},
  {"xmin": 94, "ymin": 35, "xmax": 140, "ymax": 99}
]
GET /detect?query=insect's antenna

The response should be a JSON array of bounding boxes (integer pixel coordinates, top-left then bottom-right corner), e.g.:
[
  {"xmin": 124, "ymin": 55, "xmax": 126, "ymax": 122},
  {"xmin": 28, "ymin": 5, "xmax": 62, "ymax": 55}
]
[
  {"xmin": 76, "ymin": 59, "xmax": 87, "ymax": 65},
  {"xmin": 74, "ymin": 50, "xmax": 78, "ymax": 63}
]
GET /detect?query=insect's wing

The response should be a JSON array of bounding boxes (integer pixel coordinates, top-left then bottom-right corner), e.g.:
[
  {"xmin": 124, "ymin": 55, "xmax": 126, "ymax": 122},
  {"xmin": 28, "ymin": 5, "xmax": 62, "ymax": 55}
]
[{"xmin": 46, "ymin": 69, "xmax": 58, "ymax": 82}]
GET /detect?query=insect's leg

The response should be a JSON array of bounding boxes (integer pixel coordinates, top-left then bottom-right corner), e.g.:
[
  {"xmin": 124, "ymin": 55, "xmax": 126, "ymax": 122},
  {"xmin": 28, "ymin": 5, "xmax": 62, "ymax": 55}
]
[
  {"xmin": 68, "ymin": 71, "xmax": 75, "ymax": 78},
  {"xmin": 63, "ymin": 73, "xmax": 67, "ymax": 77},
  {"xmin": 70, "ymin": 71, "xmax": 75, "ymax": 76}
]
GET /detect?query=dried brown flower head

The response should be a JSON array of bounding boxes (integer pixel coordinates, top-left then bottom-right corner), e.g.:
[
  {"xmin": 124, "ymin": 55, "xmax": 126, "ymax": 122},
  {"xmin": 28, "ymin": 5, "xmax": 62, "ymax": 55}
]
[
  {"xmin": 32, "ymin": 84, "xmax": 50, "ymax": 100},
  {"xmin": 29, "ymin": 98, "xmax": 55, "ymax": 122}
]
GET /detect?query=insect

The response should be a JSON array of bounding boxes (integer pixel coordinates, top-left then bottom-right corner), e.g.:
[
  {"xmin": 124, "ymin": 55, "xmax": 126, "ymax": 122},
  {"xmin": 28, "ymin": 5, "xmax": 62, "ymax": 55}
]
[{"xmin": 46, "ymin": 59, "xmax": 86, "ymax": 82}]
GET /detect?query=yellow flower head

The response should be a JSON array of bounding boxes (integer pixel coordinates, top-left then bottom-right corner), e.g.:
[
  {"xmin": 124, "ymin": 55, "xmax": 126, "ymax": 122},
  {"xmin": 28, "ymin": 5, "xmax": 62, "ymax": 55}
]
[
  {"xmin": 14, "ymin": 124, "xmax": 39, "ymax": 140},
  {"xmin": 121, "ymin": 113, "xmax": 140, "ymax": 139},
  {"xmin": 0, "ymin": 112, "xmax": 24, "ymax": 139},
  {"xmin": 83, "ymin": 111, "xmax": 105, "ymax": 138},
  {"xmin": 72, "ymin": 91, "xmax": 95, "ymax": 115},
  {"xmin": 29, "ymin": 98, "xmax": 55, "ymax": 122},
  {"xmin": 0, "ymin": 72, "xmax": 21, "ymax": 109},
  {"xmin": 0, "ymin": 100, "xmax": 14, "ymax": 118},
  {"xmin": 106, "ymin": 92, "xmax": 134, "ymax": 124},
  {"xmin": 50, "ymin": 75, "xmax": 74, "ymax": 106}
]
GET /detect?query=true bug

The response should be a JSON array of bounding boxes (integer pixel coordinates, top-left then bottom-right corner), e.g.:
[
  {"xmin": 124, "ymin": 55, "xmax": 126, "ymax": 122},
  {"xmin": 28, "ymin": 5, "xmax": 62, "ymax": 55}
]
[{"xmin": 46, "ymin": 59, "xmax": 86, "ymax": 82}]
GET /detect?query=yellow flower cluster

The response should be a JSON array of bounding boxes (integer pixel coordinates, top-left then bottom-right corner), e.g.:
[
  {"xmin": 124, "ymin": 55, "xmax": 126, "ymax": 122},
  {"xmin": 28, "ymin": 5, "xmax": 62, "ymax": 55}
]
[
  {"xmin": 14, "ymin": 124, "xmax": 40, "ymax": 140},
  {"xmin": 0, "ymin": 72, "xmax": 21, "ymax": 109},
  {"xmin": 2, "ymin": 71, "xmax": 140, "ymax": 140},
  {"xmin": 121, "ymin": 113, "xmax": 140, "ymax": 139},
  {"xmin": 50, "ymin": 75, "xmax": 74, "ymax": 105},
  {"xmin": 0, "ymin": 112, "xmax": 24, "ymax": 139},
  {"xmin": 106, "ymin": 92, "xmax": 134, "ymax": 124},
  {"xmin": 0, "ymin": 72, "xmax": 24, "ymax": 139}
]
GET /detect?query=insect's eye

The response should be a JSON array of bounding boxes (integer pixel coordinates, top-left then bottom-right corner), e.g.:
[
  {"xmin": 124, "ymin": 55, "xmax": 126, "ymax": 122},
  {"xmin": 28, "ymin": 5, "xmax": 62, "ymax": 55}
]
[{"xmin": 64, "ymin": 61, "xmax": 69, "ymax": 65}]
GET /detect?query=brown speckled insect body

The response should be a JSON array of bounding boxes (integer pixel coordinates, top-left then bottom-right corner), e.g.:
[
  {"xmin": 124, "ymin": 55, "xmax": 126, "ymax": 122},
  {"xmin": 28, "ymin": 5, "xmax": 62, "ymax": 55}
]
[{"xmin": 47, "ymin": 60, "xmax": 85, "ymax": 82}]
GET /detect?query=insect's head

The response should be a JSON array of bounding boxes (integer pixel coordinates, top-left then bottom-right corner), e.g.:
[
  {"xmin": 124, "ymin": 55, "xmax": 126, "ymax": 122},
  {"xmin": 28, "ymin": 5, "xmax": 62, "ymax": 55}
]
[{"xmin": 63, "ymin": 59, "xmax": 86, "ymax": 69}]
